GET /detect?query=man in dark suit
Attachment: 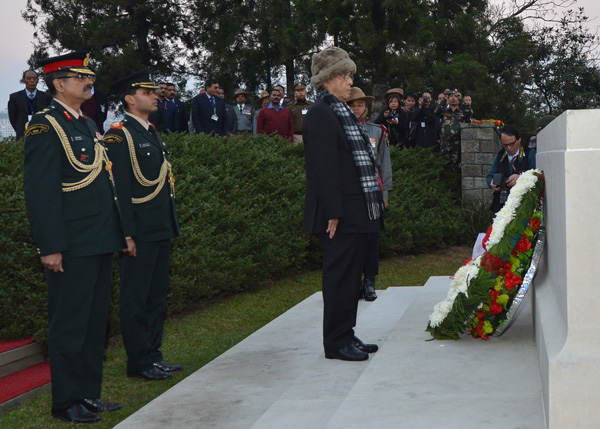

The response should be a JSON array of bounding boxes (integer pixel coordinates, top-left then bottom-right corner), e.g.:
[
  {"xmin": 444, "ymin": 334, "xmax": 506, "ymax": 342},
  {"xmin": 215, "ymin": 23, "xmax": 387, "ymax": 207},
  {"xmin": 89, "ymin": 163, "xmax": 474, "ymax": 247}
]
[
  {"xmin": 23, "ymin": 51, "xmax": 125, "ymax": 424},
  {"xmin": 80, "ymin": 87, "xmax": 109, "ymax": 132},
  {"xmin": 166, "ymin": 82, "xmax": 189, "ymax": 133},
  {"xmin": 303, "ymin": 46, "xmax": 384, "ymax": 362},
  {"xmin": 104, "ymin": 70, "xmax": 181, "ymax": 382},
  {"xmin": 217, "ymin": 87, "xmax": 238, "ymax": 135},
  {"xmin": 7, "ymin": 70, "xmax": 53, "ymax": 139},
  {"xmin": 191, "ymin": 78, "xmax": 227, "ymax": 136}
]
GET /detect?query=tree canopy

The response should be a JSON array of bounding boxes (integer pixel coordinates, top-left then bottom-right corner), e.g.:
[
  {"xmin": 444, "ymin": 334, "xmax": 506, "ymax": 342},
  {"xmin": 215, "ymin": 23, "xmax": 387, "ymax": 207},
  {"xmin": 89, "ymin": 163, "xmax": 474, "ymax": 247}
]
[{"xmin": 23, "ymin": 0, "xmax": 600, "ymax": 134}]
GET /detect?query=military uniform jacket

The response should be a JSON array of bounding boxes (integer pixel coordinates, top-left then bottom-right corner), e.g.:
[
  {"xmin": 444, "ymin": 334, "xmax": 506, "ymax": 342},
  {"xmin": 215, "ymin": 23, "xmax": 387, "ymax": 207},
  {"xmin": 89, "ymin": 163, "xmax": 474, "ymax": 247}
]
[
  {"xmin": 23, "ymin": 100, "xmax": 125, "ymax": 257},
  {"xmin": 288, "ymin": 99, "xmax": 313, "ymax": 134},
  {"xmin": 233, "ymin": 104, "xmax": 254, "ymax": 132},
  {"xmin": 104, "ymin": 116, "xmax": 179, "ymax": 243},
  {"xmin": 363, "ymin": 122, "xmax": 392, "ymax": 200}
]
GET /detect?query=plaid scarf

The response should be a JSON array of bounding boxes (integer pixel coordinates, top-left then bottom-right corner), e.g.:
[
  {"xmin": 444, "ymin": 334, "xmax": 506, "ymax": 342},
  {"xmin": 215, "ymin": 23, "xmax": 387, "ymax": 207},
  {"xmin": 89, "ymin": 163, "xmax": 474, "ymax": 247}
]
[{"xmin": 318, "ymin": 88, "xmax": 384, "ymax": 220}]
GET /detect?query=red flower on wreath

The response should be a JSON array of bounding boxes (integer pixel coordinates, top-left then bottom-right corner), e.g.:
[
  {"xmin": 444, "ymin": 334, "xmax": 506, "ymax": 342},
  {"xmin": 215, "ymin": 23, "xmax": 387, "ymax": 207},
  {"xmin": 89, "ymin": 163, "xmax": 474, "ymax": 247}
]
[
  {"xmin": 514, "ymin": 235, "xmax": 532, "ymax": 254},
  {"xmin": 490, "ymin": 300, "xmax": 503, "ymax": 315},
  {"xmin": 504, "ymin": 271, "xmax": 522, "ymax": 291},
  {"xmin": 528, "ymin": 218, "xmax": 541, "ymax": 231},
  {"xmin": 481, "ymin": 254, "xmax": 504, "ymax": 274},
  {"xmin": 489, "ymin": 289, "xmax": 500, "ymax": 300}
]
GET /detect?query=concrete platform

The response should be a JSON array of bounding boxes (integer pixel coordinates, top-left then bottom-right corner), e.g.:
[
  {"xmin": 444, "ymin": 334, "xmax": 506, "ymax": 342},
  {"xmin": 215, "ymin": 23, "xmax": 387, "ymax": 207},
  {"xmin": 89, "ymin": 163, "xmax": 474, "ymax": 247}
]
[{"xmin": 115, "ymin": 276, "xmax": 545, "ymax": 429}]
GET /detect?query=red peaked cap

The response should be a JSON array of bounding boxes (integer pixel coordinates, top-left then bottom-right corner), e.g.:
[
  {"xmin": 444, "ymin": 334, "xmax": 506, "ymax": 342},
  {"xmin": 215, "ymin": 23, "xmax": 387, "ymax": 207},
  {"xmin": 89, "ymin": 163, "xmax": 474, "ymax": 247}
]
[{"xmin": 38, "ymin": 51, "xmax": 95, "ymax": 75}]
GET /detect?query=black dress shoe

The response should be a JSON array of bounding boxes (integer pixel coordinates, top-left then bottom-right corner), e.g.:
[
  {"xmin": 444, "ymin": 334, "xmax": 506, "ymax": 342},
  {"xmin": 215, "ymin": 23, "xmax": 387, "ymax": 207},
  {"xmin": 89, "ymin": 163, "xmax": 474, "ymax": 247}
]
[
  {"xmin": 51, "ymin": 403, "xmax": 101, "ymax": 423},
  {"xmin": 153, "ymin": 360, "xmax": 183, "ymax": 372},
  {"xmin": 363, "ymin": 277, "xmax": 377, "ymax": 301},
  {"xmin": 353, "ymin": 336, "xmax": 379, "ymax": 353},
  {"xmin": 325, "ymin": 344, "xmax": 368, "ymax": 361},
  {"xmin": 81, "ymin": 398, "xmax": 122, "ymax": 412},
  {"xmin": 127, "ymin": 367, "xmax": 172, "ymax": 380}
]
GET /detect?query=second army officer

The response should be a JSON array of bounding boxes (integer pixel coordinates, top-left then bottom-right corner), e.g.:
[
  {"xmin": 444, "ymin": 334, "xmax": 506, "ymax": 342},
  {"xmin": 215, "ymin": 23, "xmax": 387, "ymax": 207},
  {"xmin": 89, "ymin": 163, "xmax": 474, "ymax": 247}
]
[{"xmin": 104, "ymin": 70, "xmax": 181, "ymax": 381}]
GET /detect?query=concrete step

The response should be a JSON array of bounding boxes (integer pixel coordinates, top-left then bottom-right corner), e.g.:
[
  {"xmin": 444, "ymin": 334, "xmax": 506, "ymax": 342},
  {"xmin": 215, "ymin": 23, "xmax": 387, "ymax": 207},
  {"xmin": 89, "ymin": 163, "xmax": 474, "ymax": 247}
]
[
  {"xmin": 115, "ymin": 277, "xmax": 545, "ymax": 429},
  {"xmin": 0, "ymin": 342, "xmax": 44, "ymax": 378},
  {"xmin": 251, "ymin": 287, "xmax": 414, "ymax": 428}
]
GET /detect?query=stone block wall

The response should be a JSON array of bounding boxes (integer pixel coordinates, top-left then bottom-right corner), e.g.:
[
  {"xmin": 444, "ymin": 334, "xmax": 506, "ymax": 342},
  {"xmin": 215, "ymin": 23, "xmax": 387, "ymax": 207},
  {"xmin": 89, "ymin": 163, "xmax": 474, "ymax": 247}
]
[{"xmin": 460, "ymin": 122, "xmax": 501, "ymax": 206}]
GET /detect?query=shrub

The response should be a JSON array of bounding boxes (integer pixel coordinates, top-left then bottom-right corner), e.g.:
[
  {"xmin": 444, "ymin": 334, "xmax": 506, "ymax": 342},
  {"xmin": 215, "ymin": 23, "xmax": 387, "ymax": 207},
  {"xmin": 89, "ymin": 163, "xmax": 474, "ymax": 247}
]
[
  {"xmin": 380, "ymin": 147, "xmax": 468, "ymax": 255},
  {"xmin": 0, "ymin": 135, "xmax": 470, "ymax": 342}
]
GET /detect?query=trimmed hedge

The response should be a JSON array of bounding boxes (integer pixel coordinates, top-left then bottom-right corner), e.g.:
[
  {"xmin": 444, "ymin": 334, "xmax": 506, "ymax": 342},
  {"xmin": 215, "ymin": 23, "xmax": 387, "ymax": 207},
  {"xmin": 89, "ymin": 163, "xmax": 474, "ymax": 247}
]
[{"xmin": 0, "ymin": 135, "xmax": 468, "ymax": 342}]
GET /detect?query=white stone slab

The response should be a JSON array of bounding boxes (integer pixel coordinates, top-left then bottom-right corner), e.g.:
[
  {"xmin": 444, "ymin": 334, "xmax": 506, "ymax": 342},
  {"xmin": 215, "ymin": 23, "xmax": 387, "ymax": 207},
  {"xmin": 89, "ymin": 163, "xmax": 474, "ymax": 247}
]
[
  {"xmin": 115, "ymin": 277, "xmax": 543, "ymax": 429},
  {"xmin": 535, "ymin": 109, "xmax": 600, "ymax": 428}
]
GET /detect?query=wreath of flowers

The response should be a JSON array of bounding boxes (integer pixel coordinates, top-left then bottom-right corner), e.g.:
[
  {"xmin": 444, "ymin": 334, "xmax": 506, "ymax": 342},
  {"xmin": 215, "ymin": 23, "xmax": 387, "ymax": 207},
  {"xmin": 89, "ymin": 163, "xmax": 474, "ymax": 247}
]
[
  {"xmin": 471, "ymin": 119, "xmax": 505, "ymax": 127},
  {"xmin": 426, "ymin": 169, "xmax": 545, "ymax": 340}
]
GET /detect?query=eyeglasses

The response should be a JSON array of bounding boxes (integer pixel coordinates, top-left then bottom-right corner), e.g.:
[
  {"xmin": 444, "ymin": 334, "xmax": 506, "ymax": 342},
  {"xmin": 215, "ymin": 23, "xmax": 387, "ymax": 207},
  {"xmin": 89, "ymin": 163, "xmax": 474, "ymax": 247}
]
[
  {"xmin": 340, "ymin": 72, "xmax": 353, "ymax": 81},
  {"xmin": 501, "ymin": 139, "xmax": 518, "ymax": 148},
  {"xmin": 61, "ymin": 74, "xmax": 96, "ymax": 82}
]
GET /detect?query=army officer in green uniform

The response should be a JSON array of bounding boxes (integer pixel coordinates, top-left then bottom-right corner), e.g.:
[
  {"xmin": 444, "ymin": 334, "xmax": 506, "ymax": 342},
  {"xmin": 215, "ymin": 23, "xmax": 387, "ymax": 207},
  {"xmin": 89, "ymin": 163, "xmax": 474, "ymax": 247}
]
[
  {"xmin": 24, "ymin": 51, "xmax": 125, "ymax": 424},
  {"xmin": 104, "ymin": 70, "xmax": 181, "ymax": 381}
]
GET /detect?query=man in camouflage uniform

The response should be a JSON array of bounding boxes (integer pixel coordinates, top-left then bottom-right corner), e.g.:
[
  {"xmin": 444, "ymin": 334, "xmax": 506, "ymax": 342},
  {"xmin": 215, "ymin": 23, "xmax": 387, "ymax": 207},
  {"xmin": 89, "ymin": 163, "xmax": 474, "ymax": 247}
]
[{"xmin": 435, "ymin": 89, "xmax": 471, "ymax": 169}]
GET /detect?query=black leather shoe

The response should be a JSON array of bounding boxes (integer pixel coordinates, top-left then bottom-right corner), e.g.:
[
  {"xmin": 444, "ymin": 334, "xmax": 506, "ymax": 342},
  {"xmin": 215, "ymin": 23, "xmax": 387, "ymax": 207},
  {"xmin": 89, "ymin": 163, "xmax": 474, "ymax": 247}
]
[
  {"xmin": 363, "ymin": 277, "xmax": 377, "ymax": 301},
  {"xmin": 81, "ymin": 398, "xmax": 122, "ymax": 412},
  {"xmin": 153, "ymin": 360, "xmax": 183, "ymax": 373},
  {"xmin": 127, "ymin": 367, "xmax": 172, "ymax": 380},
  {"xmin": 325, "ymin": 344, "xmax": 368, "ymax": 361},
  {"xmin": 51, "ymin": 403, "xmax": 101, "ymax": 423},
  {"xmin": 353, "ymin": 336, "xmax": 379, "ymax": 353}
]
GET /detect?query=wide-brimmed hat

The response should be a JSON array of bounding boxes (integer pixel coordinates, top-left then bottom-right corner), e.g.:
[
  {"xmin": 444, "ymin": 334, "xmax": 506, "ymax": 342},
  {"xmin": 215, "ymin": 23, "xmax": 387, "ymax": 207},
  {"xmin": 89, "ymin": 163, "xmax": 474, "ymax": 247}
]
[
  {"xmin": 259, "ymin": 90, "xmax": 270, "ymax": 100},
  {"xmin": 346, "ymin": 87, "xmax": 374, "ymax": 104},
  {"xmin": 310, "ymin": 46, "xmax": 356, "ymax": 89},
  {"xmin": 385, "ymin": 88, "xmax": 404, "ymax": 99},
  {"xmin": 233, "ymin": 89, "xmax": 249, "ymax": 100}
]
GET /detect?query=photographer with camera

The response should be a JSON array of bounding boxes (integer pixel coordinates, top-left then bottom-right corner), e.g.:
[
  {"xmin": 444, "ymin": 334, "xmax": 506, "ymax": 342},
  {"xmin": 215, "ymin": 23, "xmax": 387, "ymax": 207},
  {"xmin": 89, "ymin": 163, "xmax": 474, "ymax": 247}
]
[
  {"xmin": 374, "ymin": 88, "xmax": 408, "ymax": 148},
  {"xmin": 486, "ymin": 125, "xmax": 536, "ymax": 212},
  {"xmin": 435, "ymin": 88, "xmax": 472, "ymax": 169},
  {"xmin": 411, "ymin": 90, "xmax": 440, "ymax": 150}
]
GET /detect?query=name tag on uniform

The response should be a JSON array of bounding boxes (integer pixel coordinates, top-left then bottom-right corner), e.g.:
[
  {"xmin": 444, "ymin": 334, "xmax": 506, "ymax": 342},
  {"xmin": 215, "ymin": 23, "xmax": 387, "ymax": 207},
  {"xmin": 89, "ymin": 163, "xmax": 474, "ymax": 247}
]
[
  {"xmin": 139, "ymin": 143, "xmax": 152, "ymax": 148},
  {"xmin": 369, "ymin": 137, "xmax": 377, "ymax": 149},
  {"xmin": 302, "ymin": 109, "xmax": 308, "ymax": 115},
  {"xmin": 70, "ymin": 136, "xmax": 83, "ymax": 142},
  {"xmin": 211, "ymin": 114, "xmax": 219, "ymax": 121},
  {"xmin": 421, "ymin": 122, "xmax": 426, "ymax": 128}
]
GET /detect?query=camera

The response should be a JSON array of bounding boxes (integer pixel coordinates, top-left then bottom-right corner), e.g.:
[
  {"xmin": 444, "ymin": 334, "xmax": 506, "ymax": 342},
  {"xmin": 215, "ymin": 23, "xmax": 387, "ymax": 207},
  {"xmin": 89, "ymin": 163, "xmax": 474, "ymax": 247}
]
[
  {"xmin": 493, "ymin": 173, "xmax": 509, "ymax": 204},
  {"xmin": 387, "ymin": 109, "xmax": 398, "ymax": 120},
  {"xmin": 422, "ymin": 96, "xmax": 430, "ymax": 103}
]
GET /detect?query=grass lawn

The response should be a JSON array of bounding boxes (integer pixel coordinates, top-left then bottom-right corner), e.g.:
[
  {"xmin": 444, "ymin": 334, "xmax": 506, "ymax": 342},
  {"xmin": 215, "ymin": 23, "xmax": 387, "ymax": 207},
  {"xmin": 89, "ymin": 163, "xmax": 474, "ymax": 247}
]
[{"xmin": 0, "ymin": 246, "xmax": 470, "ymax": 428}]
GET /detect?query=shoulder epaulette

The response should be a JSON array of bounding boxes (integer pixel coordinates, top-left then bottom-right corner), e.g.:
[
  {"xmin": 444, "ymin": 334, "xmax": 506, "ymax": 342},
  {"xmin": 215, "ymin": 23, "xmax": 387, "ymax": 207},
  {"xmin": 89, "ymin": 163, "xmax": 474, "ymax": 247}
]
[{"xmin": 110, "ymin": 122, "xmax": 124, "ymax": 130}]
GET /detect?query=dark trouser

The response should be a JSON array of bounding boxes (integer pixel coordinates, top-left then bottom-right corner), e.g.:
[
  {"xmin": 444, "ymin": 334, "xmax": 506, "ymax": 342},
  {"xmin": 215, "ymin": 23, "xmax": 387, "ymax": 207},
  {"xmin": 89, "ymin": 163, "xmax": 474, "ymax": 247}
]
[
  {"xmin": 319, "ymin": 233, "xmax": 368, "ymax": 353},
  {"xmin": 119, "ymin": 239, "xmax": 170, "ymax": 372},
  {"xmin": 362, "ymin": 232, "xmax": 380, "ymax": 278},
  {"xmin": 46, "ymin": 253, "xmax": 113, "ymax": 409}
]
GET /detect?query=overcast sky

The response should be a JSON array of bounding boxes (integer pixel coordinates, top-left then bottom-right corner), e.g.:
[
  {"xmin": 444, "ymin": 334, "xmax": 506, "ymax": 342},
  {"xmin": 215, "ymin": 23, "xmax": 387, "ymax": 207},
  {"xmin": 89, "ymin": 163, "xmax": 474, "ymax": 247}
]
[{"xmin": 1, "ymin": 0, "xmax": 599, "ymax": 109}]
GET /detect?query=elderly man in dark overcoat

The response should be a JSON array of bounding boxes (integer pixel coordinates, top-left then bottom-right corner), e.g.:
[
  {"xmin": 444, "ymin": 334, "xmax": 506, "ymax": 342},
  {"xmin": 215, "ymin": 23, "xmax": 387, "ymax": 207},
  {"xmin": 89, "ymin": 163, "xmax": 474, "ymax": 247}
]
[{"xmin": 302, "ymin": 46, "xmax": 384, "ymax": 361}]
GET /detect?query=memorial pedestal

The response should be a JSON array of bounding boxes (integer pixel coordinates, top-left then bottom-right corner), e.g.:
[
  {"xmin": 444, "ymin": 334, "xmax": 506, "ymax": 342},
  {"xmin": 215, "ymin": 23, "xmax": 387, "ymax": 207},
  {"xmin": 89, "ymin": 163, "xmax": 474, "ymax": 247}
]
[{"xmin": 535, "ymin": 109, "xmax": 600, "ymax": 428}]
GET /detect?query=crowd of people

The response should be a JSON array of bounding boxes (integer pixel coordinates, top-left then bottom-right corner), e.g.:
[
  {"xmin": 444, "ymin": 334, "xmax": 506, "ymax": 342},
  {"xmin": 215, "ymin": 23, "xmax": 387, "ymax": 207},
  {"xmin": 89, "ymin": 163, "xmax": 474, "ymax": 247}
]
[{"xmin": 8, "ymin": 65, "xmax": 474, "ymax": 163}]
